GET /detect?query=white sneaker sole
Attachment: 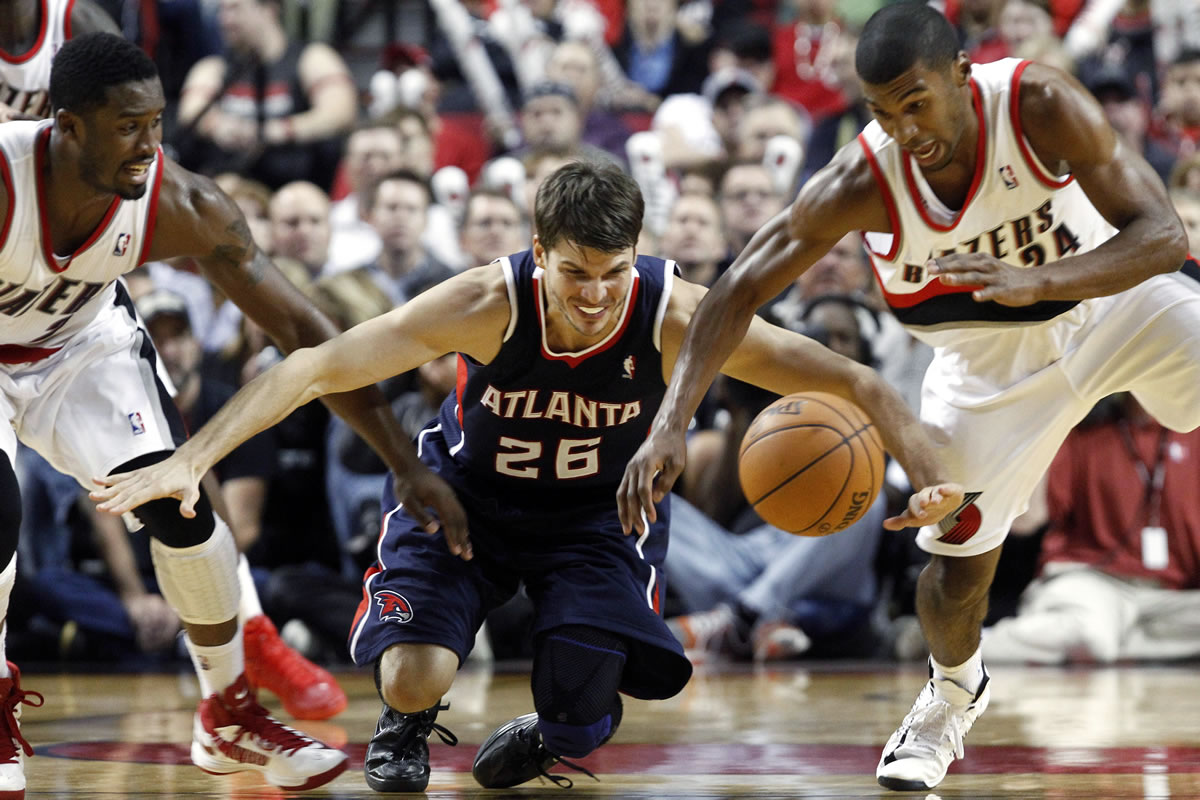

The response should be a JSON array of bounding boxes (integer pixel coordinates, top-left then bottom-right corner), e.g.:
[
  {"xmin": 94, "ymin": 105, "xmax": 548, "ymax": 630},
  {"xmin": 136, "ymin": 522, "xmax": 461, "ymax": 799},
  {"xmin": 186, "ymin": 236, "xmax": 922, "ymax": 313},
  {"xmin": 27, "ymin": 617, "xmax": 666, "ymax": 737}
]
[{"xmin": 191, "ymin": 740, "xmax": 348, "ymax": 791}]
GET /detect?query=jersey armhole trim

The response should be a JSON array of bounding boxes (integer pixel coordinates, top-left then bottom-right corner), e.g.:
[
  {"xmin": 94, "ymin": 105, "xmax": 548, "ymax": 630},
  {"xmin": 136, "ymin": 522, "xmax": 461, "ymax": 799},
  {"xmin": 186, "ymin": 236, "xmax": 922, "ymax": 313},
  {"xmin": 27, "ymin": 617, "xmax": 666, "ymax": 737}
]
[
  {"xmin": 137, "ymin": 149, "xmax": 165, "ymax": 266},
  {"xmin": 857, "ymin": 134, "xmax": 902, "ymax": 261},
  {"xmin": 64, "ymin": 0, "xmax": 78, "ymax": 37},
  {"xmin": 0, "ymin": 0, "xmax": 48, "ymax": 64},
  {"xmin": 0, "ymin": 149, "xmax": 14, "ymax": 252},
  {"xmin": 1010, "ymin": 60, "xmax": 1073, "ymax": 190},
  {"xmin": 652, "ymin": 259, "xmax": 676, "ymax": 352},
  {"xmin": 499, "ymin": 256, "xmax": 519, "ymax": 342}
]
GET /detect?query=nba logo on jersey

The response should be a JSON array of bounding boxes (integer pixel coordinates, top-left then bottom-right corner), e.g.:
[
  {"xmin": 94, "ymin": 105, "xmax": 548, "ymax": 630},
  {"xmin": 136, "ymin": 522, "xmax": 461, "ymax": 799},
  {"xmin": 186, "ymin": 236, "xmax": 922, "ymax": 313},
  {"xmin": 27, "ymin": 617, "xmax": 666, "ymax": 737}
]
[
  {"xmin": 113, "ymin": 232, "xmax": 131, "ymax": 257},
  {"xmin": 622, "ymin": 355, "xmax": 636, "ymax": 379},
  {"xmin": 998, "ymin": 165, "xmax": 1020, "ymax": 190},
  {"xmin": 128, "ymin": 411, "xmax": 145, "ymax": 435},
  {"xmin": 374, "ymin": 590, "xmax": 414, "ymax": 623}
]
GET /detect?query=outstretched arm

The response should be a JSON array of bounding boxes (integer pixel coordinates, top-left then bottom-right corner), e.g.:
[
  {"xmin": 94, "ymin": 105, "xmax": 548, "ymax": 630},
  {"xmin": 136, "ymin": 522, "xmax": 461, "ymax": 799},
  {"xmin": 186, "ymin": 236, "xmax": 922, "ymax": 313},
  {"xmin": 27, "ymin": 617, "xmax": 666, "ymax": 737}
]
[
  {"xmin": 132, "ymin": 164, "xmax": 499, "ymax": 552},
  {"xmin": 617, "ymin": 144, "xmax": 890, "ymax": 533},
  {"xmin": 92, "ymin": 265, "xmax": 509, "ymax": 556},
  {"xmin": 625, "ymin": 277, "xmax": 962, "ymax": 533}
]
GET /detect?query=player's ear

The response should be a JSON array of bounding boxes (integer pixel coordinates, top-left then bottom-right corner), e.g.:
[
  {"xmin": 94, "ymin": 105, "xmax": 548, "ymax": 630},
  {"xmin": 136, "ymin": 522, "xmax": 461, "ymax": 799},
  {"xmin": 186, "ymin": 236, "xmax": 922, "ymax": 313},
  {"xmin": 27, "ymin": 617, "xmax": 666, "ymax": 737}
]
[
  {"xmin": 55, "ymin": 109, "xmax": 83, "ymax": 142},
  {"xmin": 532, "ymin": 234, "xmax": 545, "ymax": 268},
  {"xmin": 953, "ymin": 52, "xmax": 972, "ymax": 87}
]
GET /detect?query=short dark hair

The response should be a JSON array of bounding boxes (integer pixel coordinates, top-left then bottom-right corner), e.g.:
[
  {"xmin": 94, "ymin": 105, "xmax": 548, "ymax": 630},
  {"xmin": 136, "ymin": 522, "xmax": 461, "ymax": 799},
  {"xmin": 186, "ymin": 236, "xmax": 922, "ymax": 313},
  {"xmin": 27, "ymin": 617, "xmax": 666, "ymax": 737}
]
[
  {"xmin": 362, "ymin": 168, "xmax": 431, "ymax": 213},
  {"xmin": 50, "ymin": 33, "xmax": 159, "ymax": 114},
  {"xmin": 534, "ymin": 161, "xmax": 643, "ymax": 253},
  {"xmin": 856, "ymin": 2, "xmax": 960, "ymax": 86}
]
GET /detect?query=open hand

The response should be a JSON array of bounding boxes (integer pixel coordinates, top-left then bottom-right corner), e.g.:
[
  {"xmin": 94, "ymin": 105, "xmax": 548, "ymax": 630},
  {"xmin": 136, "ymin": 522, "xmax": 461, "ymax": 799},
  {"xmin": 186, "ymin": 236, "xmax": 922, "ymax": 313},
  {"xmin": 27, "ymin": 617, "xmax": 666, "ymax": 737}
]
[
  {"xmin": 89, "ymin": 455, "xmax": 204, "ymax": 517},
  {"xmin": 883, "ymin": 483, "xmax": 965, "ymax": 531},
  {"xmin": 930, "ymin": 253, "xmax": 1046, "ymax": 306},
  {"xmin": 392, "ymin": 466, "xmax": 472, "ymax": 560},
  {"xmin": 617, "ymin": 426, "xmax": 686, "ymax": 535}
]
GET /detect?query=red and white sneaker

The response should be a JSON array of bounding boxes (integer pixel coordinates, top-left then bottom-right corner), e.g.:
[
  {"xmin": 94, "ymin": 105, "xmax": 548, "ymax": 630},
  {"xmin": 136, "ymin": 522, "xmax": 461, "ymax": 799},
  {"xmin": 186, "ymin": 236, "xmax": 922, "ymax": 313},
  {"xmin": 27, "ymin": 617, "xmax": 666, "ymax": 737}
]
[
  {"xmin": 0, "ymin": 663, "xmax": 43, "ymax": 800},
  {"xmin": 243, "ymin": 615, "xmax": 347, "ymax": 720},
  {"xmin": 191, "ymin": 675, "xmax": 348, "ymax": 791}
]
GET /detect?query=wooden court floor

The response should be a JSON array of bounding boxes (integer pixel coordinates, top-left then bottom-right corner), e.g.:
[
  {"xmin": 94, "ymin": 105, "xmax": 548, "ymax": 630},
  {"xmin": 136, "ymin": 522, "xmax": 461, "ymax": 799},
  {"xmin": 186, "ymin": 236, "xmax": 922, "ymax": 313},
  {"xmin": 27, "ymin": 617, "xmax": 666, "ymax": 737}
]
[{"xmin": 17, "ymin": 660, "xmax": 1200, "ymax": 798}]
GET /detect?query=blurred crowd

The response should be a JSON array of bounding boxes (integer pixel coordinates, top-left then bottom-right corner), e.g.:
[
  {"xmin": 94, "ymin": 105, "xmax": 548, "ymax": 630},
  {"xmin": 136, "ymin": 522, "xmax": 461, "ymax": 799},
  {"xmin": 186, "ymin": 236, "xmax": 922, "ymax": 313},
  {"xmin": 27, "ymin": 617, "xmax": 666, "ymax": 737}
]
[{"xmin": 11, "ymin": 0, "xmax": 1200, "ymax": 669}]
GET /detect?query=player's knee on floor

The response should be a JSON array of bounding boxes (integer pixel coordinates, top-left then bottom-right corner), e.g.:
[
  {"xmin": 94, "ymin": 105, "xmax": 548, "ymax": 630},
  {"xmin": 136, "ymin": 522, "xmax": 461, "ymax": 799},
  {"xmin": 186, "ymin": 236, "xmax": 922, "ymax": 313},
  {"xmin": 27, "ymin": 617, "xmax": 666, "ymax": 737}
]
[
  {"xmin": 532, "ymin": 626, "xmax": 627, "ymax": 758},
  {"xmin": 112, "ymin": 451, "xmax": 215, "ymax": 547}
]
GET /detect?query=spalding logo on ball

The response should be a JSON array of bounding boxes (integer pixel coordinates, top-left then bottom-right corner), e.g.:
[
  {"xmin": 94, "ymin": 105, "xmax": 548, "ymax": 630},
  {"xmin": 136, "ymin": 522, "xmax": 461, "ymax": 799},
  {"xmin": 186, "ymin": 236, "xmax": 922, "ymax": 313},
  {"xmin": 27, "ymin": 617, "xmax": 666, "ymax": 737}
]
[{"xmin": 738, "ymin": 392, "xmax": 886, "ymax": 536}]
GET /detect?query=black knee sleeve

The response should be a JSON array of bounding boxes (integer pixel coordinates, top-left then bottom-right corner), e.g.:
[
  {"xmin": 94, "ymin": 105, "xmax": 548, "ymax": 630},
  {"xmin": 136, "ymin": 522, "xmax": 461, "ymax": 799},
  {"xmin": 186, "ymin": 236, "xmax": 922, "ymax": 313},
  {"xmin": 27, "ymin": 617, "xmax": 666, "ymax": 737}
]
[
  {"xmin": 0, "ymin": 454, "xmax": 19, "ymax": 567},
  {"xmin": 532, "ymin": 625, "xmax": 627, "ymax": 758},
  {"xmin": 111, "ymin": 452, "xmax": 215, "ymax": 548}
]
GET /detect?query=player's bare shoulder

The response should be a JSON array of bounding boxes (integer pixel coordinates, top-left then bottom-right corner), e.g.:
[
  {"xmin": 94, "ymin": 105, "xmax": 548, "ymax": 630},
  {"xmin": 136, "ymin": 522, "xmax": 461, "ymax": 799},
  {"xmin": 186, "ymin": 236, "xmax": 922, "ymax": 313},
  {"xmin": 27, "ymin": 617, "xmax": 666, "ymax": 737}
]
[
  {"xmin": 144, "ymin": 157, "xmax": 253, "ymax": 269},
  {"xmin": 1017, "ymin": 62, "xmax": 1114, "ymax": 171},
  {"xmin": 791, "ymin": 138, "xmax": 892, "ymax": 239}
]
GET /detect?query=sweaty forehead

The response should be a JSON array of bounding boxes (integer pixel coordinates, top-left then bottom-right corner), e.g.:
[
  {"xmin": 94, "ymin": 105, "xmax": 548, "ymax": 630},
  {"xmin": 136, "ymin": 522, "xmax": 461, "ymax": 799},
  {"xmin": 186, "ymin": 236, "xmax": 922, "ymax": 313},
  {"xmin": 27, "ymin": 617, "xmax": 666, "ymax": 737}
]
[{"xmin": 97, "ymin": 79, "xmax": 165, "ymax": 117}]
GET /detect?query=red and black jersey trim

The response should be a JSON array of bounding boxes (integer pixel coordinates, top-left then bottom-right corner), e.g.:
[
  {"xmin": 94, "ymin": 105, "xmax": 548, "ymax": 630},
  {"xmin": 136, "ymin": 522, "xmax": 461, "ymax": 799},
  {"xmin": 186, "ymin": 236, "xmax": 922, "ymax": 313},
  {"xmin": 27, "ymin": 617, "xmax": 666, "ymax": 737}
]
[
  {"xmin": 1181, "ymin": 256, "xmax": 1199, "ymax": 283},
  {"xmin": 889, "ymin": 293, "xmax": 1079, "ymax": 327}
]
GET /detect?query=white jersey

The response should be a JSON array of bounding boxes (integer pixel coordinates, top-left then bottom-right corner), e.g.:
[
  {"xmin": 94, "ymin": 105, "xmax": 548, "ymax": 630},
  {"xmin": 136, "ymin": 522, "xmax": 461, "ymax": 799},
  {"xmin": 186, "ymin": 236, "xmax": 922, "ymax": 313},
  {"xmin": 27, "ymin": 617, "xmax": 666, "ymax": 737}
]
[
  {"xmin": 0, "ymin": 119, "xmax": 164, "ymax": 349},
  {"xmin": 859, "ymin": 58, "xmax": 1118, "ymax": 352},
  {"xmin": 0, "ymin": 0, "xmax": 73, "ymax": 119}
]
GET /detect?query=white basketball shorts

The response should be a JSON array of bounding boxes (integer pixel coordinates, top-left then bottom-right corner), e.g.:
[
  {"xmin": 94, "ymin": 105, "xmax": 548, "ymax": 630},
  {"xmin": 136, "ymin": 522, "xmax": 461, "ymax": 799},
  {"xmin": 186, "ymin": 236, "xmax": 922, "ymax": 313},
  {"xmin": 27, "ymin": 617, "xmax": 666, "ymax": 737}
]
[
  {"xmin": 915, "ymin": 270, "xmax": 1200, "ymax": 558},
  {"xmin": 0, "ymin": 293, "xmax": 180, "ymax": 488}
]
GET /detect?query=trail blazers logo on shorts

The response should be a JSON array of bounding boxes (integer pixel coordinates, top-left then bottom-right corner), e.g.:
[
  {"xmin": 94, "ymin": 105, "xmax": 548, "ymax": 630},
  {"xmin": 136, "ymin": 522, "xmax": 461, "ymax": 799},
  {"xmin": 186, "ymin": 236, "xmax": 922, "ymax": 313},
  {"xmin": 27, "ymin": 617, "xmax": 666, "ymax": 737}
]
[
  {"xmin": 936, "ymin": 491, "xmax": 983, "ymax": 545},
  {"xmin": 374, "ymin": 590, "xmax": 414, "ymax": 623}
]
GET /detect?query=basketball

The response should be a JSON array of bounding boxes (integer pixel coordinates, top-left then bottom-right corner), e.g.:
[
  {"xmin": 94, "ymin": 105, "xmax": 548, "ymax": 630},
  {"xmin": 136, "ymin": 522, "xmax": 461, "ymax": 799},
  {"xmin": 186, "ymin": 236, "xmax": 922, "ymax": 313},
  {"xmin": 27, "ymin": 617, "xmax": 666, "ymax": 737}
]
[{"xmin": 738, "ymin": 392, "xmax": 886, "ymax": 536}]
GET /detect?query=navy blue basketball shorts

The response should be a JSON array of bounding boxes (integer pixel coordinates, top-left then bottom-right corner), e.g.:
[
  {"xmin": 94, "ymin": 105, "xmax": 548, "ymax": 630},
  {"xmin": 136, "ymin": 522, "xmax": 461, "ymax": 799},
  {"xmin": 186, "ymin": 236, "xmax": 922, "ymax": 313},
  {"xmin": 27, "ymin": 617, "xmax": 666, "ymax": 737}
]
[{"xmin": 347, "ymin": 435, "xmax": 692, "ymax": 700}]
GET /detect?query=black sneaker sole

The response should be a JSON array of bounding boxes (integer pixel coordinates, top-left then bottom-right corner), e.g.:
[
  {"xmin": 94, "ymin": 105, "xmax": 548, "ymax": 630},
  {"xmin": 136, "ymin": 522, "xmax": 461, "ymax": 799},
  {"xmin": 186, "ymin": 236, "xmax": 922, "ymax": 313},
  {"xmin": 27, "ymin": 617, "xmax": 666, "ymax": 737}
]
[
  {"xmin": 365, "ymin": 766, "xmax": 431, "ymax": 793},
  {"xmin": 877, "ymin": 774, "xmax": 933, "ymax": 792}
]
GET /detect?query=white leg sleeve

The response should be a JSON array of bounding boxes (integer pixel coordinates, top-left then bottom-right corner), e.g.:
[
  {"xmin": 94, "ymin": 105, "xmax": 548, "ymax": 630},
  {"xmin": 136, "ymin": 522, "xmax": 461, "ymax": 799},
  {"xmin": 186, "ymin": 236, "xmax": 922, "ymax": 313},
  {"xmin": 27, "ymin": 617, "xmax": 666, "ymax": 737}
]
[
  {"xmin": 237, "ymin": 554, "xmax": 264, "ymax": 622},
  {"xmin": 150, "ymin": 517, "xmax": 240, "ymax": 626}
]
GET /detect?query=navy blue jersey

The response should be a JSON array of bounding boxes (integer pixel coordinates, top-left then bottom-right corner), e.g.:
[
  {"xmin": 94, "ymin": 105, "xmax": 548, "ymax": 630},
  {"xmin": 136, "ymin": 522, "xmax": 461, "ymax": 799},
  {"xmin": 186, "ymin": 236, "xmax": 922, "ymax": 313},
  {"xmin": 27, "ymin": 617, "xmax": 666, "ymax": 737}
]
[{"xmin": 435, "ymin": 249, "xmax": 678, "ymax": 511}]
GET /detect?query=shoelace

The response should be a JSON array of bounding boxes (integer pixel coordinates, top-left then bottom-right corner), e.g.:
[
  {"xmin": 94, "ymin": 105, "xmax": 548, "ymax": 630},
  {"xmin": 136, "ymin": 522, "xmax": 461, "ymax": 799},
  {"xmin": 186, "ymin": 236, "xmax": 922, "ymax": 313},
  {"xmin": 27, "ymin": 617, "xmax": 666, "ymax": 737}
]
[
  {"xmin": 229, "ymin": 697, "xmax": 313, "ymax": 755},
  {"xmin": 0, "ymin": 684, "xmax": 43, "ymax": 761},
  {"xmin": 513, "ymin": 724, "xmax": 598, "ymax": 789},
  {"xmin": 899, "ymin": 692, "xmax": 970, "ymax": 761},
  {"xmin": 415, "ymin": 703, "xmax": 458, "ymax": 749}
]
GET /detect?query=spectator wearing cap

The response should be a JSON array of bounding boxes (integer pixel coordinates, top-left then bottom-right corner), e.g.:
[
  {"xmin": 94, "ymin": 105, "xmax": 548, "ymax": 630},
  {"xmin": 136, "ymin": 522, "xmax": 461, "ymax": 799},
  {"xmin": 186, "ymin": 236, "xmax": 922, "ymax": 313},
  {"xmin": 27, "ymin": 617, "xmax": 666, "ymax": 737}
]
[
  {"xmin": 509, "ymin": 81, "xmax": 622, "ymax": 167},
  {"xmin": 545, "ymin": 40, "xmax": 633, "ymax": 164},
  {"xmin": 614, "ymin": 0, "xmax": 712, "ymax": 99},
  {"xmin": 1084, "ymin": 64, "xmax": 1177, "ymax": 183},
  {"xmin": 650, "ymin": 66, "xmax": 764, "ymax": 169}
]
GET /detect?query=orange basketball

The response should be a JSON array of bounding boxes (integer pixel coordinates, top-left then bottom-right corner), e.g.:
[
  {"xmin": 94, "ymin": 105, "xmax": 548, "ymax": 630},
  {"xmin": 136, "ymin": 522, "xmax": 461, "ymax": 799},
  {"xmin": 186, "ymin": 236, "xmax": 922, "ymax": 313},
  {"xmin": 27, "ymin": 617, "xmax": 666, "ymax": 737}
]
[{"xmin": 738, "ymin": 392, "xmax": 886, "ymax": 536}]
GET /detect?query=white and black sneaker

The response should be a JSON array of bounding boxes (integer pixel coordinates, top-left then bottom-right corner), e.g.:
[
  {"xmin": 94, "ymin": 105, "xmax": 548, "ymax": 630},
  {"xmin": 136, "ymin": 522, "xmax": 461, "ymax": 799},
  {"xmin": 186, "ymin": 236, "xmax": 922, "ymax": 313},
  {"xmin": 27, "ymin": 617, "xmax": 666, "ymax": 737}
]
[{"xmin": 876, "ymin": 666, "xmax": 990, "ymax": 791}]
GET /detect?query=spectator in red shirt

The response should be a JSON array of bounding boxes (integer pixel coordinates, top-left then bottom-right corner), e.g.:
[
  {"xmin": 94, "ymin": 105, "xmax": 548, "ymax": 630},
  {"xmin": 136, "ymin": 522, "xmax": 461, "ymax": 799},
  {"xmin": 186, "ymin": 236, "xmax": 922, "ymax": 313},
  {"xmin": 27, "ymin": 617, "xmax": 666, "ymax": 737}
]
[{"xmin": 983, "ymin": 394, "xmax": 1200, "ymax": 664}]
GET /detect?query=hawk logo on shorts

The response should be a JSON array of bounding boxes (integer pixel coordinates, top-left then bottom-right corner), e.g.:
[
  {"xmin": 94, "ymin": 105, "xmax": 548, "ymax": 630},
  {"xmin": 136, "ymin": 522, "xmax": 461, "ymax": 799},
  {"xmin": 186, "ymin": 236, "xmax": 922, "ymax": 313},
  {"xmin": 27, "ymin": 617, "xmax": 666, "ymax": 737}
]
[
  {"xmin": 113, "ymin": 233, "xmax": 132, "ymax": 257},
  {"xmin": 936, "ymin": 491, "xmax": 983, "ymax": 545},
  {"xmin": 374, "ymin": 590, "xmax": 414, "ymax": 623},
  {"xmin": 128, "ymin": 412, "xmax": 145, "ymax": 435}
]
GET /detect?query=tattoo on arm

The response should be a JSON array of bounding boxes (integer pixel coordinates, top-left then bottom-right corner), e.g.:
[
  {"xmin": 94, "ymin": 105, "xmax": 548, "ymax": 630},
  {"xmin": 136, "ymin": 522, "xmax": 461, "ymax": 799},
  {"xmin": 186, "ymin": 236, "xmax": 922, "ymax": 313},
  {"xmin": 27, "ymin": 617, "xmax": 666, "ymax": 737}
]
[{"xmin": 207, "ymin": 217, "xmax": 266, "ymax": 286}]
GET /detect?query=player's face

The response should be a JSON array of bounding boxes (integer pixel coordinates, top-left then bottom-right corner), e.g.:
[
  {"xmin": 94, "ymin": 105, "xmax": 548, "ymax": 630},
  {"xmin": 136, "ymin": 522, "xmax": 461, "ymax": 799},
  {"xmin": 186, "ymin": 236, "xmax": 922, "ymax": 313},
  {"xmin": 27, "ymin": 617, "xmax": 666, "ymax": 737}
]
[
  {"xmin": 535, "ymin": 237, "xmax": 634, "ymax": 347},
  {"xmin": 76, "ymin": 79, "xmax": 164, "ymax": 200},
  {"xmin": 861, "ymin": 55, "xmax": 972, "ymax": 172}
]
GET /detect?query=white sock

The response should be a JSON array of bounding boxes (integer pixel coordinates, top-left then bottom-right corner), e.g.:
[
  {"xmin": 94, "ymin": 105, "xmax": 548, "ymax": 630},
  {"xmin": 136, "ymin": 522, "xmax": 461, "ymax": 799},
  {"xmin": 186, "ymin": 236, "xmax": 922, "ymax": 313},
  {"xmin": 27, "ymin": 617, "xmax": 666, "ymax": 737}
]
[
  {"xmin": 186, "ymin": 625, "xmax": 244, "ymax": 697},
  {"xmin": 0, "ymin": 556, "xmax": 15, "ymax": 678},
  {"xmin": 932, "ymin": 647, "xmax": 984, "ymax": 694},
  {"xmin": 236, "ymin": 556, "xmax": 264, "ymax": 622}
]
